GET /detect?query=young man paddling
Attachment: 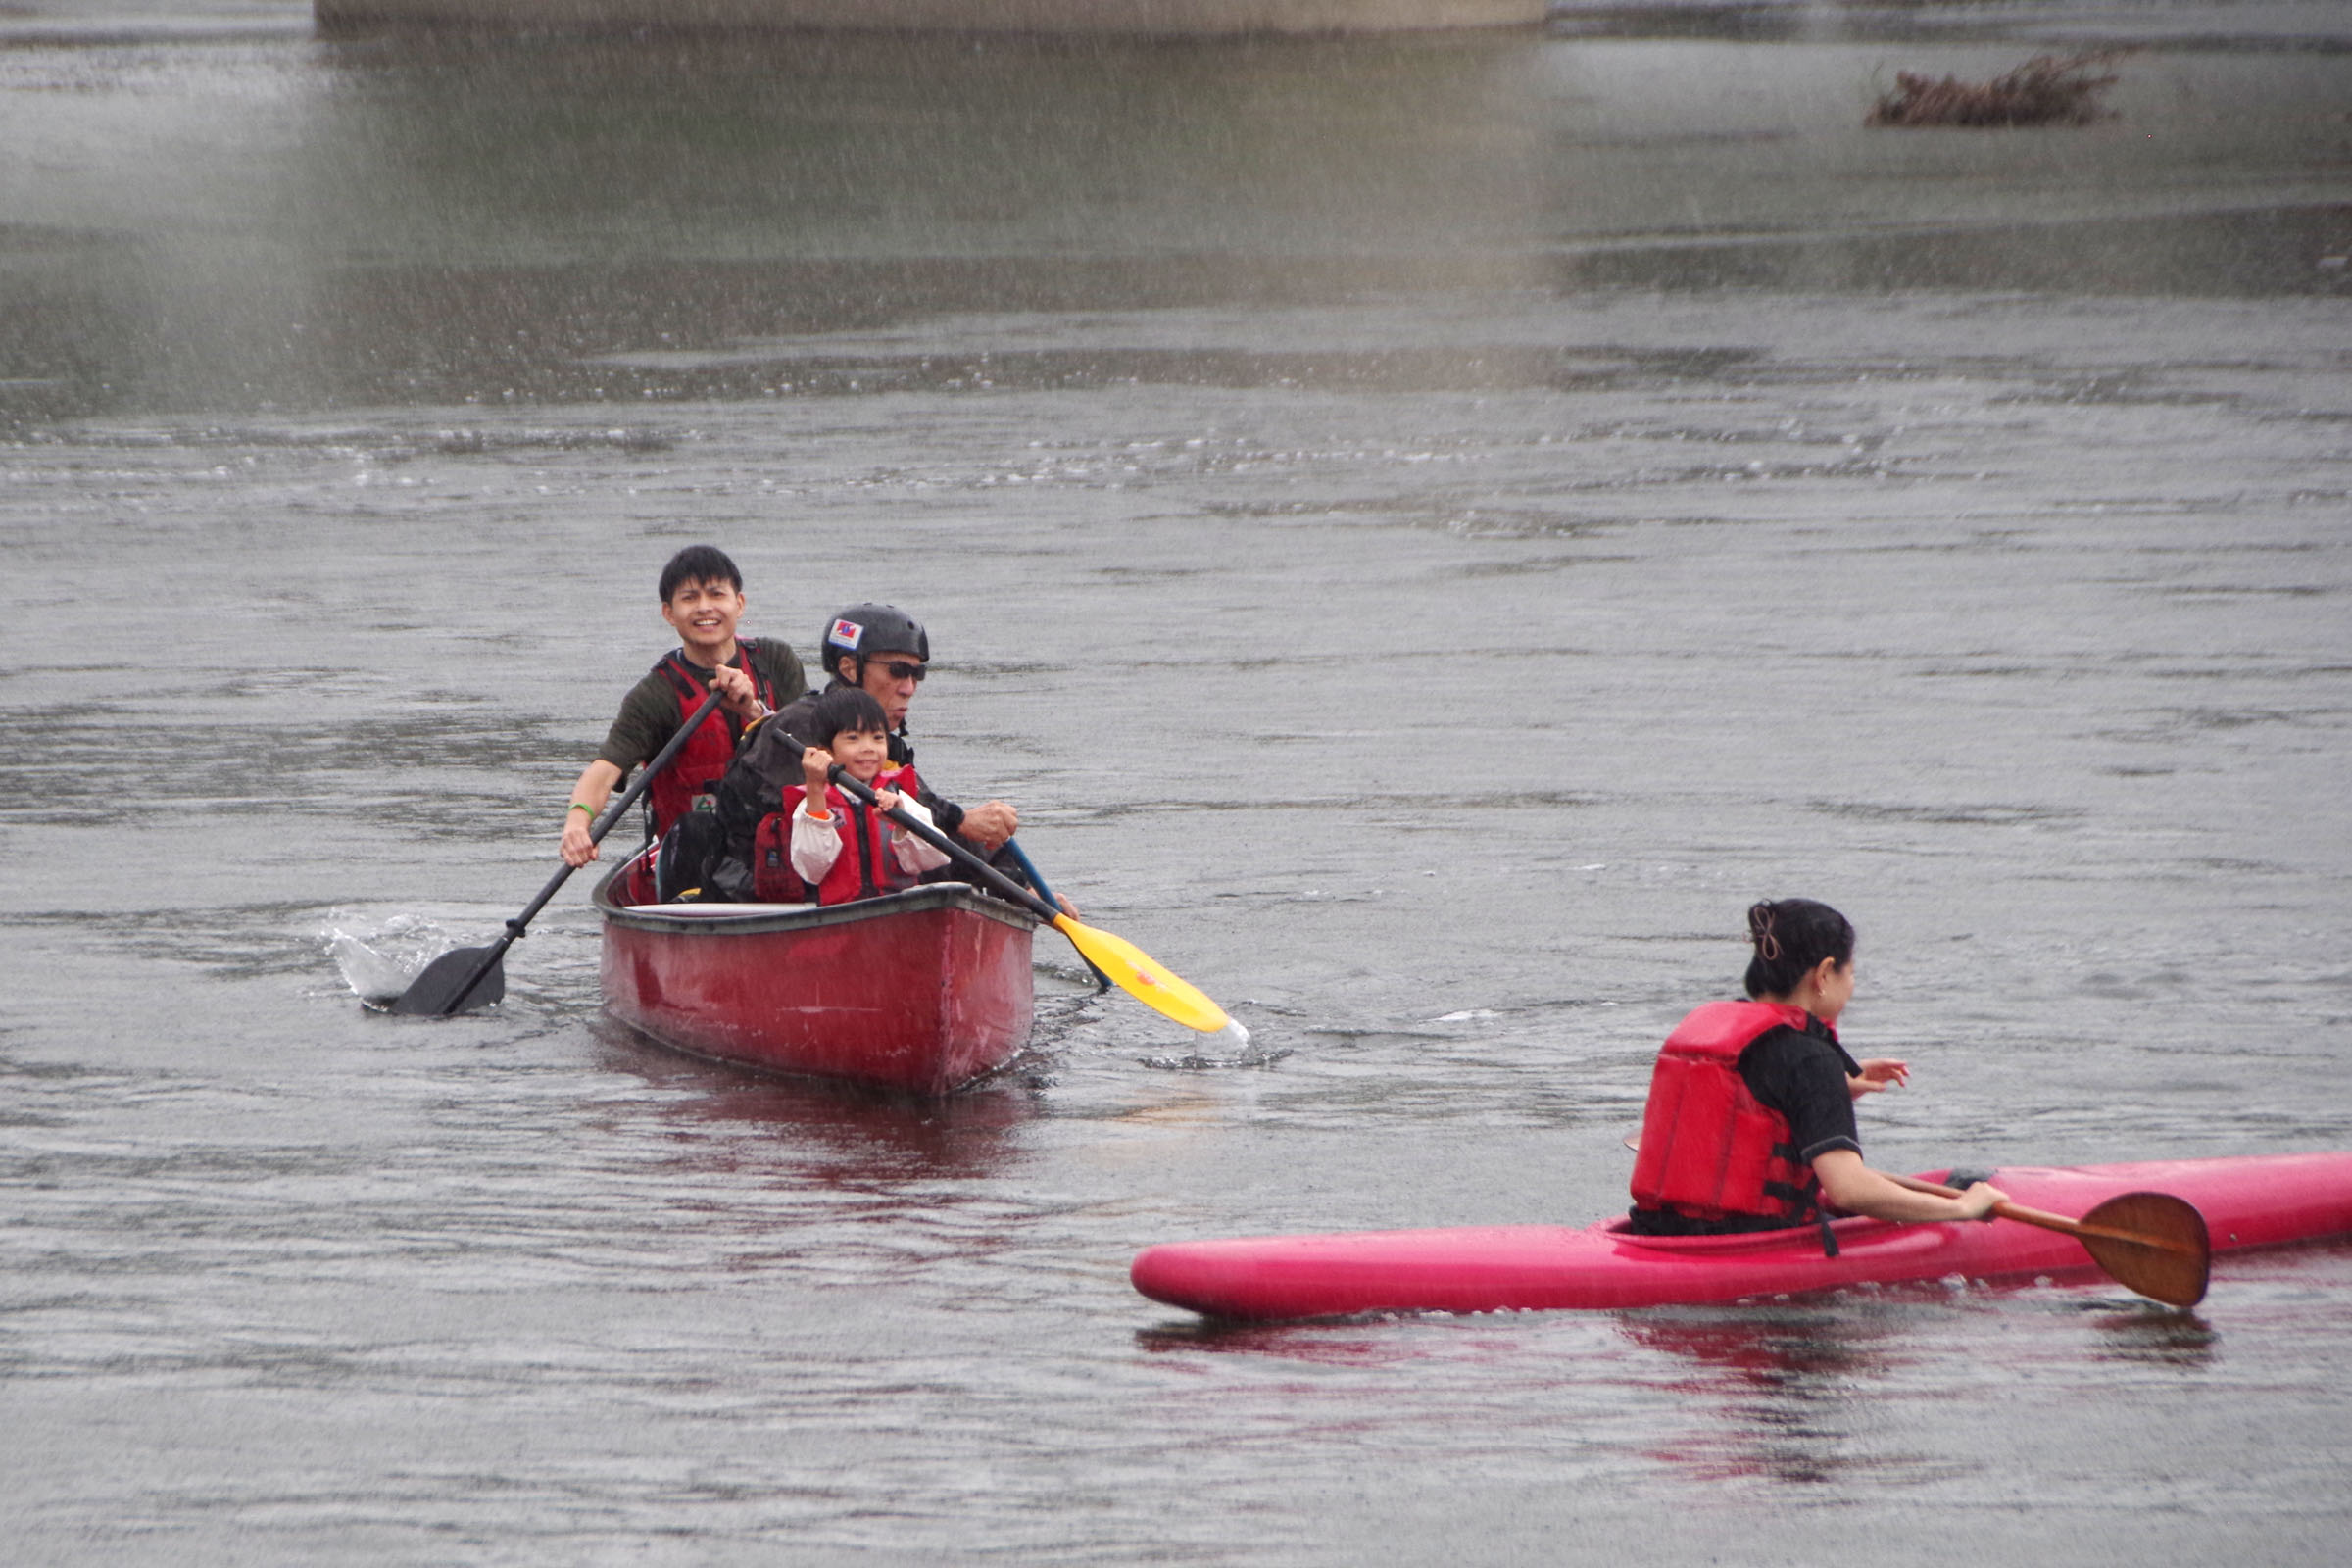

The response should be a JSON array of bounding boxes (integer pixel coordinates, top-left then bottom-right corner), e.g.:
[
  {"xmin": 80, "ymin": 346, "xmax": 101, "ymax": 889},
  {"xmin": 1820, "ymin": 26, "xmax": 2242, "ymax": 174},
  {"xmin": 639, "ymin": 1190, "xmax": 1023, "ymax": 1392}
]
[
  {"xmin": 559, "ymin": 546, "xmax": 807, "ymax": 881},
  {"xmin": 1628, "ymin": 899, "xmax": 2007, "ymax": 1250}
]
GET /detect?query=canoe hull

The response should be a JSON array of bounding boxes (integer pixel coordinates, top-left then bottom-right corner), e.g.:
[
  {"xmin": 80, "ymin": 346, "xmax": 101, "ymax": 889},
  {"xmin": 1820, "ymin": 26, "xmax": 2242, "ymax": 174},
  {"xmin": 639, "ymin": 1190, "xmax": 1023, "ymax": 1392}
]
[
  {"xmin": 597, "ymin": 854, "xmax": 1038, "ymax": 1096},
  {"xmin": 1131, "ymin": 1152, "xmax": 2352, "ymax": 1319}
]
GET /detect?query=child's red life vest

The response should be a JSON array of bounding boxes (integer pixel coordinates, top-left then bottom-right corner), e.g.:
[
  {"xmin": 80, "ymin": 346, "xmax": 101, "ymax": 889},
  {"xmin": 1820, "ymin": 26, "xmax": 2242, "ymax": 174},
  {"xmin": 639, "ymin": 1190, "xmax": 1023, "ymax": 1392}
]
[
  {"xmin": 1629, "ymin": 1001, "xmax": 1822, "ymax": 1225},
  {"xmin": 752, "ymin": 766, "xmax": 925, "ymax": 906},
  {"xmin": 645, "ymin": 643, "xmax": 782, "ymax": 837}
]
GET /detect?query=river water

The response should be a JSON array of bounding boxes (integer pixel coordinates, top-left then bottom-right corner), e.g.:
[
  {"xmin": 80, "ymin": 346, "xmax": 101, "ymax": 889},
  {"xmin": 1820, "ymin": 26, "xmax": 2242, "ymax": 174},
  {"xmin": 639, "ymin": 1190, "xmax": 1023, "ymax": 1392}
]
[{"xmin": 4, "ymin": 2, "xmax": 2349, "ymax": 1561}]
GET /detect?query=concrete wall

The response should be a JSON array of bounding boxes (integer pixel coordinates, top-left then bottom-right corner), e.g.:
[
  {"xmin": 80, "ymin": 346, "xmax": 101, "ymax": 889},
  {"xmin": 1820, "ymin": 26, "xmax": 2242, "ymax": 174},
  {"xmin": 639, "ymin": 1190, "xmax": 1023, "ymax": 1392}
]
[{"xmin": 314, "ymin": 0, "xmax": 1548, "ymax": 35}]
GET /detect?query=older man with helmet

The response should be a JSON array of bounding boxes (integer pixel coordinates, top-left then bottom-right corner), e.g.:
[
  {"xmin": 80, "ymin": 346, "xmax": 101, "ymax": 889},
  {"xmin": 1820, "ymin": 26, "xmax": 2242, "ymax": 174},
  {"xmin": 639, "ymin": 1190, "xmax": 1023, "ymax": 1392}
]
[{"xmin": 709, "ymin": 603, "xmax": 1045, "ymax": 905}]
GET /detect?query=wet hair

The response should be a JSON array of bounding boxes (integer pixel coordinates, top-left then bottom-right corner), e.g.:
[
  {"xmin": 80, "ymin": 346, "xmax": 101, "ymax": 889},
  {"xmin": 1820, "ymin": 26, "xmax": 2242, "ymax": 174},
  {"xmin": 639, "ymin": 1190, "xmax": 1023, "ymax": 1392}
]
[
  {"xmin": 658, "ymin": 545, "xmax": 744, "ymax": 603},
  {"xmin": 1742, "ymin": 899, "xmax": 1856, "ymax": 1000},
  {"xmin": 808, "ymin": 685, "xmax": 890, "ymax": 748}
]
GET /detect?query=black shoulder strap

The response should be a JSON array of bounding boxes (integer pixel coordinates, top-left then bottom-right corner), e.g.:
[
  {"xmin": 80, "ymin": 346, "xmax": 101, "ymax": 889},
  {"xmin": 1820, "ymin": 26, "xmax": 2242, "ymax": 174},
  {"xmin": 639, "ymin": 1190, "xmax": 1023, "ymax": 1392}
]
[
  {"xmin": 846, "ymin": 801, "xmax": 881, "ymax": 898},
  {"xmin": 655, "ymin": 649, "xmax": 703, "ymax": 701},
  {"xmin": 734, "ymin": 639, "xmax": 781, "ymax": 708}
]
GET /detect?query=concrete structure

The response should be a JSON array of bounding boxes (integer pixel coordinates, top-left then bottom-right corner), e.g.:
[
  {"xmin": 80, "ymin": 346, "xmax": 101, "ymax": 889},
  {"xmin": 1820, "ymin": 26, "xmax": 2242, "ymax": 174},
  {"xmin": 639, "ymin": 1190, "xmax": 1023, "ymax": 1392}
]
[{"xmin": 314, "ymin": 0, "xmax": 1547, "ymax": 34}]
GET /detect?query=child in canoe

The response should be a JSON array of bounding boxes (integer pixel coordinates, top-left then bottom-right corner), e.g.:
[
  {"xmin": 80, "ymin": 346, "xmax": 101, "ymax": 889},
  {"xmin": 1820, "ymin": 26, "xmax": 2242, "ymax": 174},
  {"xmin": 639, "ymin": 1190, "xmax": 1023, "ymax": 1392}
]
[
  {"xmin": 761, "ymin": 685, "xmax": 951, "ymax": 905},
  {"xmin": 1628, "ymin": 898, "xmax": 2008, "ymax": 1248}
]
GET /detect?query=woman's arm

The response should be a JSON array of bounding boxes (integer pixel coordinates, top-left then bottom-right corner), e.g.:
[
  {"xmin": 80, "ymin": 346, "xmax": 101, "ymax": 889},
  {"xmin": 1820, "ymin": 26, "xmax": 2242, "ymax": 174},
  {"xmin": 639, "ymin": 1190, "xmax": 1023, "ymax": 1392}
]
[{"xmin": 1812, "ymin": 1150, "xmax": 2007, "ymax": 1223}]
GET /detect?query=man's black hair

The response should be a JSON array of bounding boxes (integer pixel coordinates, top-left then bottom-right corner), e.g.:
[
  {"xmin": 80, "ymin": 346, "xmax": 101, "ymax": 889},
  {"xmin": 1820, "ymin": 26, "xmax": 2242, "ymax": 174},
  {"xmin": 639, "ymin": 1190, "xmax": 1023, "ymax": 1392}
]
[
  {"xmin": 808, "ymin": 685, "xmax": 891, "ymax": 748},
  {"xmin": 659, "ymin": 545, "xmax": 744, "ymax": 603}
]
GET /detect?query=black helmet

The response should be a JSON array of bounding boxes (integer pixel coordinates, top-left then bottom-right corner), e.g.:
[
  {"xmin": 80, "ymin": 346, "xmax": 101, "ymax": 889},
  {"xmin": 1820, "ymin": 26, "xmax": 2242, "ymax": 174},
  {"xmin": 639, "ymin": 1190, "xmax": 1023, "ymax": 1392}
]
[{"xmin": 821, "ymin": 603, "xmax": 929, "ymax": 679}]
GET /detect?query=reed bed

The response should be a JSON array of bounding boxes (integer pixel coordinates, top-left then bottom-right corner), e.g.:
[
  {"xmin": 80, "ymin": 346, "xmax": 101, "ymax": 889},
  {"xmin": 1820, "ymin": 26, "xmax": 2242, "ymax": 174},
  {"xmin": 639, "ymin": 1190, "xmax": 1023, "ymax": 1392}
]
[{"xmin": 1869, "ymin": 51, "xmax": 2125, "ymax": 128}]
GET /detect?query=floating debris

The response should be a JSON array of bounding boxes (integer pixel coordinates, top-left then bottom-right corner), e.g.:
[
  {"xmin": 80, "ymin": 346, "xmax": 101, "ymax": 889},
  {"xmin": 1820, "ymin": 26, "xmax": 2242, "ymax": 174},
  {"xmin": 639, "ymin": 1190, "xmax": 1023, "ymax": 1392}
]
[{"xmin": 1869, "ymin": 52, "xmax": 2124, "ymax": 129}]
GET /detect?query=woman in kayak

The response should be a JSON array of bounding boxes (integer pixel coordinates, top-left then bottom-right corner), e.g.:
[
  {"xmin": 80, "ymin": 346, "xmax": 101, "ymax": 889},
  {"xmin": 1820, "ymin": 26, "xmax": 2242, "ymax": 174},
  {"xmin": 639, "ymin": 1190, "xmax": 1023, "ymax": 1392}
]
[{"xmin": 1627, "ymin": 898, "xmax": 2007, "ymax": 1247}]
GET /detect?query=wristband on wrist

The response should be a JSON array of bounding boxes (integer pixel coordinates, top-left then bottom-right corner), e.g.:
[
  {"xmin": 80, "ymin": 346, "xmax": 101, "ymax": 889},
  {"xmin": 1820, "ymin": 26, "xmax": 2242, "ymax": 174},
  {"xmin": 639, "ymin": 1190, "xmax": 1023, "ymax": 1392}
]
[{"xmin": 568, "ymin": 803, "xmax": 594, "ymax": 816}]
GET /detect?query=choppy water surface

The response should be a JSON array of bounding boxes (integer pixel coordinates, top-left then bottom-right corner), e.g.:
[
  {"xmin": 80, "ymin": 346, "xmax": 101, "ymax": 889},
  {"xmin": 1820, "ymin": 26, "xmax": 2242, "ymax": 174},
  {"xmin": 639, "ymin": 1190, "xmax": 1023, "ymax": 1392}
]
[{"xmin": 4, "ymin": 2, "xmax": 2349, "ymax": 1561}]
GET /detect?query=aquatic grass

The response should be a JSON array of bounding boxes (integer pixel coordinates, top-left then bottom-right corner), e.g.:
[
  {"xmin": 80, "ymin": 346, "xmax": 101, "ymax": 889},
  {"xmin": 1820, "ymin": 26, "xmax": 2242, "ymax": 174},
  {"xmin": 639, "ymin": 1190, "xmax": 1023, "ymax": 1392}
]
[{"xmin": 1869, "ymin": 52, "xmax": 2126, "ymax": 130}]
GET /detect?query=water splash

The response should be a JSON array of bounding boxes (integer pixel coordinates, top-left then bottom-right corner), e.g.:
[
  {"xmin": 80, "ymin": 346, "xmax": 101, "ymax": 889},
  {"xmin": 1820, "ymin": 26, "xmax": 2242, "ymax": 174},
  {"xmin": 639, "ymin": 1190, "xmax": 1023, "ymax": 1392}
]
[
  {"xmin": 1140, "ymin": 1018, "xmax": 1292, "ymax": 1072},
  {"xmin": 319, "ymin": 912, "xmax": 451, "ymax": 1004}
]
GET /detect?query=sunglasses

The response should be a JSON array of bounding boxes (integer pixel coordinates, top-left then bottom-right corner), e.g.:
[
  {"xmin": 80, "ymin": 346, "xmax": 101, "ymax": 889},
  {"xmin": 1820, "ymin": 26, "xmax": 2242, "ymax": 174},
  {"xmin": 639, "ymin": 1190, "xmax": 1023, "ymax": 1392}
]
[{"xmin": 873, "ymin": 660, "xmax": 928, "ymax": 682}]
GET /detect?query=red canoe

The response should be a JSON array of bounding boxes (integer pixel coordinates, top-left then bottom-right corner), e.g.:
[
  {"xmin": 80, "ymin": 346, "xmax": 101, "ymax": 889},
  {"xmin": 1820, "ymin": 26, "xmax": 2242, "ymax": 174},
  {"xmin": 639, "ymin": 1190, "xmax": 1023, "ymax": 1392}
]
[
  {"xmin": 595, "ymin": 848, "xmax": 1039, "ymax": 1095},
  {"xmin": 1131, "ymin": 1152, "xmax": 2352, "ymax": 1320}
]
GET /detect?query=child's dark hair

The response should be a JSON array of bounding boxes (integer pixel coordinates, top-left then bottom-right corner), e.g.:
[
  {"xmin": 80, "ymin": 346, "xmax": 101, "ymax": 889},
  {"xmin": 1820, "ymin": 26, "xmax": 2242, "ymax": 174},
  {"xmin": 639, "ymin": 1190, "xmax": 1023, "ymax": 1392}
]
[
  {"xmin": 808, "ymin": 685, "xmax": 890, "ymax": 748},
  {"xmin": 1742, "ymin": 899, "xmax": 1856, "ymax": 999},
  {"xmin": 658, "ymin": 545, "xmax": 743, "ymax": 603}
]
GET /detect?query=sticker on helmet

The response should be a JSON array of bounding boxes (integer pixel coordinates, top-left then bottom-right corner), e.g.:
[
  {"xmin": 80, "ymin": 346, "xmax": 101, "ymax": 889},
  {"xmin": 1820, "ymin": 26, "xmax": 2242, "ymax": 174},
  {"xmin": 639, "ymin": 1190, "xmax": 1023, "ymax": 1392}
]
[{"xmin": 828, "ymin": 618, "xmax": 864, "ymax": 650}]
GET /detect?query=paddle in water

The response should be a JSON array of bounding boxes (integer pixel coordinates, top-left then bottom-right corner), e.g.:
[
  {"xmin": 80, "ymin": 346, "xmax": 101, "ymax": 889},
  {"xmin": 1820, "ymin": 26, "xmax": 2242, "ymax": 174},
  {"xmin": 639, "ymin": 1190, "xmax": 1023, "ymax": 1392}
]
[
  {"xmin": 388, "ymin": 689, "xmax": 727, "ymax": 1016},
  {"xmin": 815, "ymin": 755, "xmax": 1237, "ymax": 1038}
]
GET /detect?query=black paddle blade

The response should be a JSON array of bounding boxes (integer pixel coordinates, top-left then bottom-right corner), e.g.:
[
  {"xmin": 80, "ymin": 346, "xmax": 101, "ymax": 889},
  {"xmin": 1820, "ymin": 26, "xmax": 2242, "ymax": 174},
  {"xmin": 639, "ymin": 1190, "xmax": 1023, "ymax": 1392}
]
[
  {"xmin": 2075, "ymin": 1191, "xmax": 2211, "ymax": 1309},
  {"xmin": 388, "ymin": 946, "xmax": 507, "ymax": 1016}
]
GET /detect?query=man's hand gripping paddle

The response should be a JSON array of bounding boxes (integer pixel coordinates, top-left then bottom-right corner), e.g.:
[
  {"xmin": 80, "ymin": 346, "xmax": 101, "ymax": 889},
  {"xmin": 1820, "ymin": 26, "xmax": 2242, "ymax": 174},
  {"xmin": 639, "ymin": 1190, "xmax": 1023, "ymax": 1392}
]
[
  {"xmin": 816, "ymin": 752, "xmax": 1235, "ymax": 1038},
  {"xmin": 388, "ymin": 689, "xmax": 727, "ymax": 1017}
]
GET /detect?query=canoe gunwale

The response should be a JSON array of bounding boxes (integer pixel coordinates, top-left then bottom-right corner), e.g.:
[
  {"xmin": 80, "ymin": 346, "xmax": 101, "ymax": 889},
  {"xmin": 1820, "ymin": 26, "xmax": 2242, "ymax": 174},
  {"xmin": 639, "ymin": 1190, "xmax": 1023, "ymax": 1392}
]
[{"xmin": 591, "ymin": 857, "xmax": 1041, "ymax": 940}]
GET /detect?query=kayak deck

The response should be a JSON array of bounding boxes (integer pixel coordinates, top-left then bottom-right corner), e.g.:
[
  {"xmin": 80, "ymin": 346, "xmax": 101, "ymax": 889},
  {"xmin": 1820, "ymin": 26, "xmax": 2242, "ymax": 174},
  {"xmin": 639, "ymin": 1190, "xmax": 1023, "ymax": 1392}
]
[{"xmin": 1130, "ymin": 1152, "xmax": 2352, "ymax": 1321}]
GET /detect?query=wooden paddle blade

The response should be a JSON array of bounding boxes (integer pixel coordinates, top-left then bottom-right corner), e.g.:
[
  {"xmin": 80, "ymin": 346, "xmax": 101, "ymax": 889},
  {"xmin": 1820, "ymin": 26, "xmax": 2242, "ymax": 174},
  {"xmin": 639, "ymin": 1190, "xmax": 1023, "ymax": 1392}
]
[
  {"xmin": 388, "ymin": 947, "xmax": 507, "ymax": 1016},
  {"xmin": 1052, "ymin": 916, "xmax": 1230, "ymax": 1034},
  {"xmin": 2073, "ymin": 1191, "xmax": 2211, "ymax": 1308}
]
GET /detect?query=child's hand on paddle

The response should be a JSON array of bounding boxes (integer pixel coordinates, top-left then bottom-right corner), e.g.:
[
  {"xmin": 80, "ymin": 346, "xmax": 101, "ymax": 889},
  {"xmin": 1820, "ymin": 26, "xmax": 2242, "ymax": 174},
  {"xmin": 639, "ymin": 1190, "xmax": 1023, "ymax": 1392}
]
[
  {"xmin": 801, "ymin": 746, "xmax": 835, "ymax": 796},
  {"xmin": 874, "ymin": 788, "xmax": 905, "ymax": 814}
]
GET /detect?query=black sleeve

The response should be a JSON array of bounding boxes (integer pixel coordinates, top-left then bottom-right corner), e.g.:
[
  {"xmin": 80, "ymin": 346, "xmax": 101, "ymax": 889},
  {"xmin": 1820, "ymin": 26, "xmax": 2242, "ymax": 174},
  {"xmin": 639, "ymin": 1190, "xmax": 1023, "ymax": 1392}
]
[
  {"xmin": 750, "ymin": 639, "xmax": 808, "ymax": 710},
  {"xmin": 1739, "ymin": 1028, "xmax": 1861, "ymax": 1164},
  {"xmin": 887, "ymin": 732, "xmax": 966, "ymax": 838},
  {"xmin": 770, "ymin": 690, "xmax": 821, "ymax": 748},
  {"xmin": 715, "ymin": 717, "xmax": 801, "ymax": 858},
  {"xmin": 596, "ymin": 668, "xmax": 677, "ymax": 774},
  {"xmin": 912, "ymin": 778, "xmax": 966, "ymax": 839}
]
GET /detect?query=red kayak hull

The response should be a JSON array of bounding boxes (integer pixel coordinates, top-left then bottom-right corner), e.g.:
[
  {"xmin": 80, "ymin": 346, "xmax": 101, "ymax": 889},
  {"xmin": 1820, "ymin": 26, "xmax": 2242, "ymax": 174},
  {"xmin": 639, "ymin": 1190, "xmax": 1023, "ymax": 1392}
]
[
  {"xmin": 596, "ymin": 851, "xmax": 1038, "ymax": 1096},
  {"xmin": 1131, "ymin": 1152, "xmax": 2352, "ymax": 1319}
]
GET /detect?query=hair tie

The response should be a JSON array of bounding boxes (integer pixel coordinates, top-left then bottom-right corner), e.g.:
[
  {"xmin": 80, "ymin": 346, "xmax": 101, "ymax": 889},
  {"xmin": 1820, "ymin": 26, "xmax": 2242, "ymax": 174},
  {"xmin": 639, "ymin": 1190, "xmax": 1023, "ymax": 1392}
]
[{"xmin": 1748, "ymin": 902, "xmax": 1782, "ymax": 962}]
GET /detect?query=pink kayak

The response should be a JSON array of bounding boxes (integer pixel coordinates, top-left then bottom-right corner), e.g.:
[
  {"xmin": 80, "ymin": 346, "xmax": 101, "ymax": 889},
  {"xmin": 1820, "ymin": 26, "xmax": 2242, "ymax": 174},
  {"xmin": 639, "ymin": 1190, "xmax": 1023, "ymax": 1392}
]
[{"xmin": 1131, "ymin": 1152, "xmax": 2352, "ymax": 1320}]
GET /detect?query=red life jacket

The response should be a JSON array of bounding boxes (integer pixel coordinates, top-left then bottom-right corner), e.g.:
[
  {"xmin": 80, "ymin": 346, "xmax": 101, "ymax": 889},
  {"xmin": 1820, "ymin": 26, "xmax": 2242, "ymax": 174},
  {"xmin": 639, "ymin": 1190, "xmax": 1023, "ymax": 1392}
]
[
  {"xmin": 753, "ymin": 766, "xmax": 925, "ymax": 906},
  {"xmin": 1629, "ymin": 1001, "xmax": 1823, "ymax": 1227},
  {"xmin": 645, "ymin": 643, "xmax": 782, "ymax": 837}
]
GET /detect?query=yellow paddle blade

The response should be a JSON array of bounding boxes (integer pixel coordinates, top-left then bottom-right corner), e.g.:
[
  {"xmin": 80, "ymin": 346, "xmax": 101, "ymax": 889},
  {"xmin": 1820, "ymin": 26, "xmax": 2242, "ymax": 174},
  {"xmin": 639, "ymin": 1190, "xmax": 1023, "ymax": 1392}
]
[{"xmin": 1052, "ymin": 914, "xmax": 1231, "ymax": 1034}]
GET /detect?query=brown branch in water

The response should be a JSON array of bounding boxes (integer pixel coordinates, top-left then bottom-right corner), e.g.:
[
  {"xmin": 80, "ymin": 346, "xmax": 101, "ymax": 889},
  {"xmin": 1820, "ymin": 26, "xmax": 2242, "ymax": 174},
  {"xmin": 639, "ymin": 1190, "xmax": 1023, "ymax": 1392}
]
[{"xmin": 1869, "ymin": 50, "xmax": 2127, "ymax": 129}]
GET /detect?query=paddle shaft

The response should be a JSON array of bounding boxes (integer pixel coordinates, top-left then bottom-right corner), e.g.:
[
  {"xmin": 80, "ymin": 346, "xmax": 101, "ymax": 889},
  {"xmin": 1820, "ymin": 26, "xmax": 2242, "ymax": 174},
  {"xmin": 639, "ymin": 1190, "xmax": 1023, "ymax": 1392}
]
[
  {"xmin": 430, "ymin": 687, "xmax": 727, "ymax": 1014},
  {"xmin": 1001, "ymin": 838, "xmax": 1061, "ymax": 910},
  {"xmin": 817, "ymin": 760, "xmax": 1058, "ymax": 924},
  {"xmin": 1004, "ymin": 838, "xmax": 1108, "ymax": 988},
  {"xmin": 1918, "ymin": 1179, "xmax": 2204, "ymax": 1258},
  {"xmin": 780, "ymin": 739, "xmax": 1232, "ymax": 1035}
]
